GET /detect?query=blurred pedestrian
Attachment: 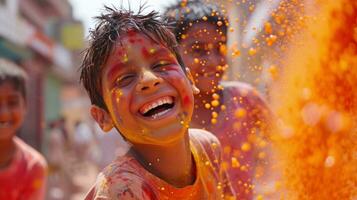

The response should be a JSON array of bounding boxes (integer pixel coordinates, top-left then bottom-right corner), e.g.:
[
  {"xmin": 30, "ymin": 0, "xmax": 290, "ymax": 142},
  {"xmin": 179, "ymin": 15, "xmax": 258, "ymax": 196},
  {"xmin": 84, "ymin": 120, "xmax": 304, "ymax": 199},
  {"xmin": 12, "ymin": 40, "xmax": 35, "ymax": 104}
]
[
  {"xmin": 46, "ymin": 119, "xmax": 75, "ymax": 200},
  {"xmin": 93, "ymin": 124, "xmax": 130, "ymax": 170},
  {"xmin": 73, "ymin": 120, "xmax": 95, "ymax": 161},
  {"xmin": 0, "ymin": 58, "xmax": 47, "ymax": 199}
]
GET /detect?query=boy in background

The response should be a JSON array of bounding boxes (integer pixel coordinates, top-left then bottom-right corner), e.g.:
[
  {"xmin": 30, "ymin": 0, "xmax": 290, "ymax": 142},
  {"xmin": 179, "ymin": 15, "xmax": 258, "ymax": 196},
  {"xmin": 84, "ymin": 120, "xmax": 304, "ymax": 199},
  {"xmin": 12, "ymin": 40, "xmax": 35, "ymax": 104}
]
[
  {"xmin": 80, "ymin": 5, "xmax": 235, "ymax": 200},
  {"xmin": 164, "ymin": 1, "xmax": 272, "ymax": 199},
  {"xmin": 0, "ymin": 58, "xmax": 47, "ymax": 199}
]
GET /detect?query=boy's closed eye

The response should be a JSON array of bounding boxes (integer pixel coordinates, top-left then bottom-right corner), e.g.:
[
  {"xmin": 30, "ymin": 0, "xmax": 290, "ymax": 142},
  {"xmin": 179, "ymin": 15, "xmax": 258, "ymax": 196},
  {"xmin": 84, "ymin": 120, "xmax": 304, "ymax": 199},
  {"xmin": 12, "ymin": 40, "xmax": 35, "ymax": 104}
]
[
  {"xmin": 152, "ymin": 60, "xmax": 177, "ymax": 72},
  {"xmin": 115, "ymin": 73, "xmax": 136, "ymax": 88},
  {"xmin": 114, "ymin": 61, "xmax": 177, "ymax": 88}
]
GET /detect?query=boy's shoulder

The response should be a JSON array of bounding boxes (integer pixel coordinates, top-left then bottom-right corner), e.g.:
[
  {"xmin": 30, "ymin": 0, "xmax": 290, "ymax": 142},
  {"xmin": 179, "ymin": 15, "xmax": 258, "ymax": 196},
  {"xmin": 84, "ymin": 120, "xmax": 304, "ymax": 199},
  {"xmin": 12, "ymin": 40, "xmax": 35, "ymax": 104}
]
[
  {"xmin": 221, "ymin": 81, "xmax": 257, "ymax": 96},
  {"xmin": 86, "ymin": 155, "xmax": 157, "ymax": 199},
  {"xmin": 85, "ymin": 130, "xmax": 223, "ymax": 200},
  {"xmin": 14, "ymin": 137, "xmax": 47, "ymax": 170},
  {"xmin": 221, "ymin": 81, "xmax": 269, "ymax": 109},
  {"xmin": 188, "ymin": 128, "xmax": 221, "ymax": 150},
  {"xmin": 188, "ymin": 129, "xmax": 222, "ymax": 171}
]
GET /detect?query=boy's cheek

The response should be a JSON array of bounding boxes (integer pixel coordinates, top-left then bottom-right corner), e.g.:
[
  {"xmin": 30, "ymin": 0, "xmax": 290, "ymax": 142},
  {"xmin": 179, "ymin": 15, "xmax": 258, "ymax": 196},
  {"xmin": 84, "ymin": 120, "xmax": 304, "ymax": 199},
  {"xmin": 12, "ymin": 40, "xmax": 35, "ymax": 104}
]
[
  {"xmin": 101, "ymin": 89, "xmax": 125, "ymax": 127},
  {"xmin": 174, "ymin": 78, "xmax": 195, "ymax": 107}
]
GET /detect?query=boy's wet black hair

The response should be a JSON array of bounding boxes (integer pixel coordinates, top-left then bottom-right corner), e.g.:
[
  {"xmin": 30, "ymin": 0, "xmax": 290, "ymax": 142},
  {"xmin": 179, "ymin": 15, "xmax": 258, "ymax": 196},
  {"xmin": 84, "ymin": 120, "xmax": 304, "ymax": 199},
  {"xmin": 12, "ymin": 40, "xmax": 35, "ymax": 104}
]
[
  {"xmin": 0, "ymin": 58, "xmax": 27, "ymax": 100},
  {"xmin": 79, "ymin": 5, "xmax": 186, "ymax": 110},
  {"xmin": 163, "ymin": 0, "xmax": 228, "ymax": 42}
]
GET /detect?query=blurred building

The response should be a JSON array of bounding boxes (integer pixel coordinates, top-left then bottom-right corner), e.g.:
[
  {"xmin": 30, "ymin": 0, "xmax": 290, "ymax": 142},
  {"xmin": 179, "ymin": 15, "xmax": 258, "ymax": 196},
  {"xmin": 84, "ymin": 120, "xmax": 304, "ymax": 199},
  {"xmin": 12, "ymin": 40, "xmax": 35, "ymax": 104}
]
[{"xmin": 0, "ymin": 0, "xmax": 85, "ymax": 151}]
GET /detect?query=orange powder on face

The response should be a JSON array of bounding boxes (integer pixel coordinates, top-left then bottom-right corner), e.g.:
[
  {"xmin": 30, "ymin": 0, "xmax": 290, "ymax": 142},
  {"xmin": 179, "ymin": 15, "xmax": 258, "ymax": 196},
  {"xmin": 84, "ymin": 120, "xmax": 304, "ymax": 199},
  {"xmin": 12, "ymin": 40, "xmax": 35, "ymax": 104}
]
[{"xmin": 269, "ymin": 0, "xmax": 357, "ymax": 199}]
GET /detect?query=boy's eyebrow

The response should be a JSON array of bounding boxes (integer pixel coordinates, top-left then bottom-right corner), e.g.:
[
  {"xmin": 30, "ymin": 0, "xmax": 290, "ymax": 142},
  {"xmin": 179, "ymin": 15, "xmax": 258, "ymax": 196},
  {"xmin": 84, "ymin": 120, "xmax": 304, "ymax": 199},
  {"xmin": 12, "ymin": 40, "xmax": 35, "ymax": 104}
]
[
  {"xmin": 106, "ymin": 47, "xmax": 174, "ymax": 80},
  {"xmin": 149, "ymin": 47, "xmax": 172, "ymax": 57},
  {"xmin": 107, "ymin": 62, "xmax": 128, "ymax": 81}
]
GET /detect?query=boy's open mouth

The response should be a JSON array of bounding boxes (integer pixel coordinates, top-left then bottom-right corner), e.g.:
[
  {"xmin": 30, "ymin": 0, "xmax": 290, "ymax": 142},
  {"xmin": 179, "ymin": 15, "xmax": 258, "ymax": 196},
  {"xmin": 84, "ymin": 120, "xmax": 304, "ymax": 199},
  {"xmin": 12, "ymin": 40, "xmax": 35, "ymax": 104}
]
[{"xmin": 139, "ymin": 96, "xmax": 175, "ymax": 119}]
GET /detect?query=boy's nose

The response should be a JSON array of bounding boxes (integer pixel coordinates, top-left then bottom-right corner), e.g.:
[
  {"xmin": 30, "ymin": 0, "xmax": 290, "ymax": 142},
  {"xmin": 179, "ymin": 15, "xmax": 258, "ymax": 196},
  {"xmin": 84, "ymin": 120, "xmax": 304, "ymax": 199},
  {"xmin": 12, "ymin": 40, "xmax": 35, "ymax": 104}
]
[{"xmin": 136, "ymin": 70, "xmax": 163, "ymax": 92}]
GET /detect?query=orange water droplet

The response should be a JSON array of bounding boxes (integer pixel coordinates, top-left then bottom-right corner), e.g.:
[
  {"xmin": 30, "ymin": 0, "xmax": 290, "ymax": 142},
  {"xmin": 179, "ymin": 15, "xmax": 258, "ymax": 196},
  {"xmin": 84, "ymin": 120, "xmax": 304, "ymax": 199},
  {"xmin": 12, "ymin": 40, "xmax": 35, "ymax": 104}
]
[
  {"xmin": 231, "ymin": 157, "xmax": 240, "ymax": 168},
  {"xmin": 204, "ymin": 103, "xmax": 211, "ymax": 109},
  {"xmin": 248, "ymin": 48, "xmax": 257, "ymax": 56},
  {"xmin": 211, "ymin": 118, "xmax": 217, "ymax": 124},
  {"xmin": 211, "ymin": 111, "xmax": 218, "ymax": 118},
  {"xmin": 211, "ymin": 100, "xmax": 220, "ymax": 107},
  {"xmin": 212, "ymin": 93, "xmax": 220, "ymax": 100},
  {"xmin": 268, "ymin": 65, "xmax": 278, "ymax": 80},
  {"xmin": 219, "ymin": 44, "xmax": 227, "ymax": 55},
  {"xmin": 232, "ymin": 49, "xmax": 241, "ymax": 57},
  {"xmin": 266, "ymin": 34, "xmax": 277, "ymax": 46},
  {"xmin": 264, "ymin": 22, "xmax": 272, "ymax": 34},
  {"xmin": 211, "ymin": 142, "xmax": 218, "ymax": 149},
  {"xmin": 234, "ymin": 108, "xmax": 246, "ymax": 118},
  {"xmin": 241, "ymin": 142, "xmax": 251, "ymax": 152}
]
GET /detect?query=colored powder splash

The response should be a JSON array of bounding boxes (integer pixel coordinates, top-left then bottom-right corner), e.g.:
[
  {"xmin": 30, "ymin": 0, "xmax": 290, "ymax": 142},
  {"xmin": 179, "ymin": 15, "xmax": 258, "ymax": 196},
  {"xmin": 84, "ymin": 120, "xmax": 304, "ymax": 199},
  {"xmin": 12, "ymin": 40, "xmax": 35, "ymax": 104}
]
[{"xmin": 269, "ymin": 0, "xmax": 357, "ymax": 199}]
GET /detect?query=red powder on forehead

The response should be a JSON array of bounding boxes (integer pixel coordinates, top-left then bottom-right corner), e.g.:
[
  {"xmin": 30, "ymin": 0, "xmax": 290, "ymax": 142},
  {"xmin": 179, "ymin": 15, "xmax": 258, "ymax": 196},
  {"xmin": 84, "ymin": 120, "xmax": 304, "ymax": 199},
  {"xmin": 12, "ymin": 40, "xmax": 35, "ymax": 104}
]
[
  {"xmin": 141, "ymin": 47, "xmax": 150, "ymax": 59},
  {"xmin": 127, "ymin": 29, "xmax": 137, "ymax": 37},
  {"xmin": 127, "ymin": 29, "xmax": 138, "ymax": 44},
  {"xmin": 116, "ymin": 48, "xmax": 125, "ymax": 57}
]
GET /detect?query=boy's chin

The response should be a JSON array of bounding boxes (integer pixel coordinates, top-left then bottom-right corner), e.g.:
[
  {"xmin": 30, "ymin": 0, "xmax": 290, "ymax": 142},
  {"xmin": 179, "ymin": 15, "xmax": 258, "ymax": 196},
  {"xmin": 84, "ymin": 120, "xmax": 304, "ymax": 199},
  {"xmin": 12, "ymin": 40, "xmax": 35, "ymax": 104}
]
[{"xmin": 132, "ymin": 125, "xmax": 189, "ymax": 146}]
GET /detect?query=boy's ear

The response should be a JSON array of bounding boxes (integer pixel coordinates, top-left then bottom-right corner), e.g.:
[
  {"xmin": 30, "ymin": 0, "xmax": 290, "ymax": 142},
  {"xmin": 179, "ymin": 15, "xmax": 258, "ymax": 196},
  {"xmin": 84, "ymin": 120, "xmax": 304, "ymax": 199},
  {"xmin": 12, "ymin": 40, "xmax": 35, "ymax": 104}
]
[
  {"xmin": 90, "ymin": 105, "xmax": 114, "ymax": 132},
  {"xmin": 185, "ymin": 67, "xmax": 200, "ymax": 95}
]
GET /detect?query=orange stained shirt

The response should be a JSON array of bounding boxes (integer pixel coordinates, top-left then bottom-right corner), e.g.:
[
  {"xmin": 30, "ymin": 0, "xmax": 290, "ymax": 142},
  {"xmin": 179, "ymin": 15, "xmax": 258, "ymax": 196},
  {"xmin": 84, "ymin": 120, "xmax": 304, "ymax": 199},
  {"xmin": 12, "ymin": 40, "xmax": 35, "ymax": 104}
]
[
  {"xmin": 85, "ymin": 129, "xmax": 236, "ymax": 200},
  {"xmin": 0, "ymin": 137, "xmax": 48, "ymax": 200}
]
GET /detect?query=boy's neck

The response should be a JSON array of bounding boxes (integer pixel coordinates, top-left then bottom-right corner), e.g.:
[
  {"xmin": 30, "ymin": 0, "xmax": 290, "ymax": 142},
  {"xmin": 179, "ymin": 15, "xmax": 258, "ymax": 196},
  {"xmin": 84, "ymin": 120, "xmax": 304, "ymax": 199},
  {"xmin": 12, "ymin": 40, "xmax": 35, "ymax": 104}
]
[
  {"xmin": 0, "ymin": 138, "xmax": 16, "ymax": 169},
  {"xmin": 130, "ymin": 132, "xmax": 195, "ymax": 187}
]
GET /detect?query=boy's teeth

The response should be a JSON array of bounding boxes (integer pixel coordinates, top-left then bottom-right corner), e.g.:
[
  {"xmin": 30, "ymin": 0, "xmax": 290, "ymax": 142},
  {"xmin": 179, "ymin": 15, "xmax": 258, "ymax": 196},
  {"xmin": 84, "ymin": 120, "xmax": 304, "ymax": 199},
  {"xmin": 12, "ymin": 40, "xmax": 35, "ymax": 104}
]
[
  {"xmin": 140, "ymin": 96, "xmax": 173, "ymax": 115},
  {"xmin": 152, "ymin": 109, "xmax": 170, "ymax": 119}
]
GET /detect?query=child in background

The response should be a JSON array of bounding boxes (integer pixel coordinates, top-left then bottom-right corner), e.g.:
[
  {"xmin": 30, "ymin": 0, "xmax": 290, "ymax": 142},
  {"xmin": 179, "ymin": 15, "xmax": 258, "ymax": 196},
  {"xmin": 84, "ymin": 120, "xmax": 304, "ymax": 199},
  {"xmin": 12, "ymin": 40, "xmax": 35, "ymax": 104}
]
[
  {"xmin": 164, "ymin": 1, "xmax": 271, "ymax": 199},
  {"xmin": 0, "ymin": 58, "xmax": 47, "ymax": 199},
  {"xmin": 80, "ymin": 5, "xmax": 235, "ymax": 200}
]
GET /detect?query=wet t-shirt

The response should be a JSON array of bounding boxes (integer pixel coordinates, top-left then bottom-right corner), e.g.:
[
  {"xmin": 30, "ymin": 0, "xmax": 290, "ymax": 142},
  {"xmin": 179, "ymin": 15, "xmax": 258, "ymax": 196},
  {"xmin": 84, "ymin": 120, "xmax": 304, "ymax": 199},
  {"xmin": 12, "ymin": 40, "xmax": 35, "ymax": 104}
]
[{"xmin": 85, "ymin": 129, "xmax": 236, "ymax": 200}]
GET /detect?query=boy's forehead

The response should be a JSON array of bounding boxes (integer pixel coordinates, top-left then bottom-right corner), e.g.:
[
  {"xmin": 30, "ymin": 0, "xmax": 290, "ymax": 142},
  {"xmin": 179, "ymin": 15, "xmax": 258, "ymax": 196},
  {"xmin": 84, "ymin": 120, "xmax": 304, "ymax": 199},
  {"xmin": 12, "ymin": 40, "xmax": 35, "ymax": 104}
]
[
  {"xmin": 105, "ymin": 31, "xmax": 175, "ymax": 76},
  {"xmin": 121, "ymin": 31, "xmax": 160, "ymax": 47},
  {"xmin": 111, "ymin": 31, "xmax": 173, "ymax": 59}
]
